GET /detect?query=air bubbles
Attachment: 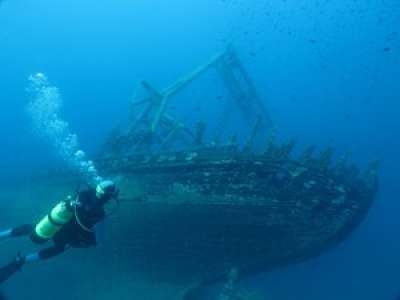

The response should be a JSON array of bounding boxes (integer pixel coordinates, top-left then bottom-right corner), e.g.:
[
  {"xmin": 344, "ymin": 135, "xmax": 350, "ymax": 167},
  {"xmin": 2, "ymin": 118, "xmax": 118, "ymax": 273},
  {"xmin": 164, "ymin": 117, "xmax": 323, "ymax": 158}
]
[
  {"xmin": 27, "ymin": 73, "xmax": 102, "ymax": 185},
  {"xmin": 75, "ymin": 150, "xmax": 86, "ymax": 160}
]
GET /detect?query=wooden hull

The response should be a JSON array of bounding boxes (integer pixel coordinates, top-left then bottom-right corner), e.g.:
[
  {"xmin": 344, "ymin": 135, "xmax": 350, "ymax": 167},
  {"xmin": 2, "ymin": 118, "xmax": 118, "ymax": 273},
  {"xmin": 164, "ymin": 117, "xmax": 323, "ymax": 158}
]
[
  {"xmin": 2, "ymin": 147, "xmax": 377, "ymax": 300},
  {"xmin": 95, "ymin": 147, "xmax": 377, "ymax": 284}
]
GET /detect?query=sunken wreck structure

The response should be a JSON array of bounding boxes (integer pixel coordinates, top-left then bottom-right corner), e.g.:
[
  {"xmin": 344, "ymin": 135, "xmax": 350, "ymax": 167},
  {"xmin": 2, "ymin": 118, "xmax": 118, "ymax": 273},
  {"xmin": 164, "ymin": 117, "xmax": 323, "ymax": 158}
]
[{"xmin": 34, "ymin": 46, "xmax": 378, "ymax": 300}]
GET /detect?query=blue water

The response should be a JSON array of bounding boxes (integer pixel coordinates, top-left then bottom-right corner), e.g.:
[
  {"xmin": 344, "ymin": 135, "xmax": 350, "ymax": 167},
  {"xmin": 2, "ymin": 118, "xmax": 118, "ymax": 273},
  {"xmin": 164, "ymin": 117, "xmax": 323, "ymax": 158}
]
[{"xmin": 0, "ymin": 0, "xmax": 399, "ymax": 299}]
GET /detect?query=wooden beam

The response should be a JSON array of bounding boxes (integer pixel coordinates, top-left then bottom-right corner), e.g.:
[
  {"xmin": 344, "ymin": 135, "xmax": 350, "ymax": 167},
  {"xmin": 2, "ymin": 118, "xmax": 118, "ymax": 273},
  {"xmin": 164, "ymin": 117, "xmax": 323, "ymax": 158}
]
[{"xmin": 151, "ymin": 96, "xmax": 170, "ymax": 132}]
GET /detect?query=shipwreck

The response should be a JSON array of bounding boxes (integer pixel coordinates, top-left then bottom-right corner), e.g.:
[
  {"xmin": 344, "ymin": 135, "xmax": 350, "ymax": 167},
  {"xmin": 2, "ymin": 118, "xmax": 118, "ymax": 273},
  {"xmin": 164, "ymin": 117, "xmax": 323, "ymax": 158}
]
[{"xmin": 19, "ymin": 46, "xmax": 377, "ymax": 300}]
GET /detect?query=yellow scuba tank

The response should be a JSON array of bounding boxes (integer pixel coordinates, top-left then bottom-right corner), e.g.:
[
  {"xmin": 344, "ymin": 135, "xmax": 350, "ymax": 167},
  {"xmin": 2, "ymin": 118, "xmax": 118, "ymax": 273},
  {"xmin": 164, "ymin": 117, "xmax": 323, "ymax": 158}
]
[{"xmin": 34, "ymin": 199, "xmax": 74, "ymax": 241}]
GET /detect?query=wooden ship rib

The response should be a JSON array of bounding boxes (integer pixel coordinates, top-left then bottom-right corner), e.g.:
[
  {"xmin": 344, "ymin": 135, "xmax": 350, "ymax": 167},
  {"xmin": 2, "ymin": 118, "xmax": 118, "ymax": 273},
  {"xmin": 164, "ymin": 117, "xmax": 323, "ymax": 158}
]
[{"xmin": 21, "ymin": 46, "xmax": 378, "ymax": 300}]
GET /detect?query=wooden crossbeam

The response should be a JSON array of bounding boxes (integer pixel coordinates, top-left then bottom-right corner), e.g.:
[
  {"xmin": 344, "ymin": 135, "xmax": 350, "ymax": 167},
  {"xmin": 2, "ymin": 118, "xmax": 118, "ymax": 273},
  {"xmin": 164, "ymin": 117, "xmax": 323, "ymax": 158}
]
[{"xmin": 124, "ymin": 45, "xmax": 273, "ymax": 154}]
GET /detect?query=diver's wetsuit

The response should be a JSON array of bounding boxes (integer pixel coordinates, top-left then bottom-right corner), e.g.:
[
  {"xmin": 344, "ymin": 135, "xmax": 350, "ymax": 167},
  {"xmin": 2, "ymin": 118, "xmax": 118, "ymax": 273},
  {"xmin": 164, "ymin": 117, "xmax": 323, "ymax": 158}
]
[
  {"xmin": 0, "ymin": 186, "xmax": 106, "ymax": 283},
  {"xmin": 43, "ymin": 187, "xmax": 105, "ymax": 254}
]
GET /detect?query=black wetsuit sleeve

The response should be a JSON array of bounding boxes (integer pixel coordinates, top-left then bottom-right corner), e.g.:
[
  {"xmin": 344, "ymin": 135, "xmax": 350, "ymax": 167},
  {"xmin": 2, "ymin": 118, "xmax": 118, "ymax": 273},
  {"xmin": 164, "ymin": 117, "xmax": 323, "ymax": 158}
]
[{"xmin": 38, "ymin": 244, "xmax": 66, "ymax": 260}]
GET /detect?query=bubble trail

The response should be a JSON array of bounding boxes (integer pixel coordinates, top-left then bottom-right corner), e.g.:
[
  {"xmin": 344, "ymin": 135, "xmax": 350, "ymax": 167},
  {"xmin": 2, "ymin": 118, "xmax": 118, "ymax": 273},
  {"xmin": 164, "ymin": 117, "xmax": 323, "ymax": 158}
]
[{"xmin": 27, "ymin": 73, "xmax": 102, "ymax": 185}]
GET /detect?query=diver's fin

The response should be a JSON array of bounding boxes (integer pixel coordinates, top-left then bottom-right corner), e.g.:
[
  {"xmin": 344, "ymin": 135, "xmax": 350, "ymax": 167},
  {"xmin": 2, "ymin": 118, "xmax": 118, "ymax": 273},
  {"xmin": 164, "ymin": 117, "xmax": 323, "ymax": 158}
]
[{"xmin": 0, "ymin": 254, "xmax": 25, "ymax": 284}]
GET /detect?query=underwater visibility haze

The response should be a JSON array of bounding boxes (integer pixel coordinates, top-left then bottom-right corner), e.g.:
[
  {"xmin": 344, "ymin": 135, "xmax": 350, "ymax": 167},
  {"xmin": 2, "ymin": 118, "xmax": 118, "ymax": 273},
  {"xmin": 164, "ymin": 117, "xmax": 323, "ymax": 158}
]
[{"xmin": 0, "ymin": 0, "xmax": 399, "ymax": 300}]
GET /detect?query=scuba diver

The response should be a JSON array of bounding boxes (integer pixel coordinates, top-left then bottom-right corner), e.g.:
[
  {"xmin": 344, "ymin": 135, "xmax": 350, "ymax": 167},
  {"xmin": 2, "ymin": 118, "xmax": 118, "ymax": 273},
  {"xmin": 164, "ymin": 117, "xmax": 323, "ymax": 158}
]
[{"xmin": 0, "ymin": 180, "xmax": 118, "ymax": 284}]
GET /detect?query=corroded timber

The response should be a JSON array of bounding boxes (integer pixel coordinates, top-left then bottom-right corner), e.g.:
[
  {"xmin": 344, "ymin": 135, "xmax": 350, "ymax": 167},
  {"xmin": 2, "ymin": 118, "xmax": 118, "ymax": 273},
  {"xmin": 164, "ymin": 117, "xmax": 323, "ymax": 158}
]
[
  {"xmin": 101, "ymin": 45, "xmax": 272, "ymax": 156},
  {"xmin": 17, "ymin": 142, "xmax": 378, "ymax": 300},
  {"xmin": 88, "ymin": 145, "xmax": 378, "ymax": 286}
]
